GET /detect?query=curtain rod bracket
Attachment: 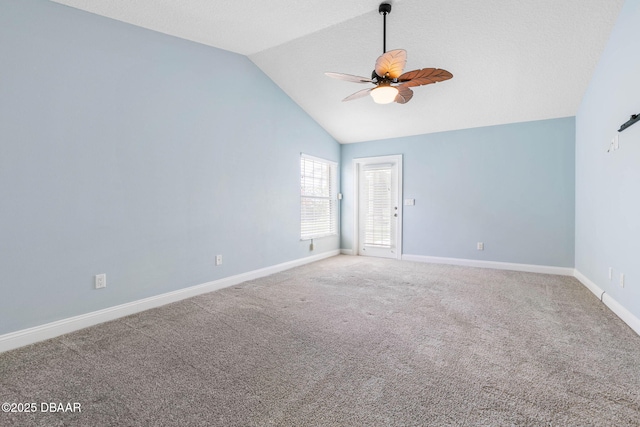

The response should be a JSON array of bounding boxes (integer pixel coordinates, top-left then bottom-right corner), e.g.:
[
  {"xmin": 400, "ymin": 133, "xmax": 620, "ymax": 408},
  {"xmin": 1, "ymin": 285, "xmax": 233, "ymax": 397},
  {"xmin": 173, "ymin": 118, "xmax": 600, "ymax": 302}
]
[{"xmin": 618, "ymin": 113, "xmax": 639, "ymax": 132}]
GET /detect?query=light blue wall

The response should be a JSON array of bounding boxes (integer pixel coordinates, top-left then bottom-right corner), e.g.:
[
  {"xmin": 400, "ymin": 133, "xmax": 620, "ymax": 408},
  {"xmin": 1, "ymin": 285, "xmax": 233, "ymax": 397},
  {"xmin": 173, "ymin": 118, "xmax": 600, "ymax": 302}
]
[
  {"xmin": 575, "ymin": 0, "xmax": 640, "ymax": 320},
  {"xmin": 341, "ymin": 118, "xmax": 576, "ymax": 267},
  {"xmin": 0, "ymin": 0, "xmax": 339, "ymax": 335}
]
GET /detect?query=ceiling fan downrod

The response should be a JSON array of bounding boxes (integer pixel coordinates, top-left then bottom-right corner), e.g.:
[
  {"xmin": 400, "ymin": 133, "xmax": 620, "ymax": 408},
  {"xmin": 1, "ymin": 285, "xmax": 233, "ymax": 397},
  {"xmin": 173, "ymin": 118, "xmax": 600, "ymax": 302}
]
[{"xmin": 379, "ymin": 3, "xmax": 391, "ymax": 53}]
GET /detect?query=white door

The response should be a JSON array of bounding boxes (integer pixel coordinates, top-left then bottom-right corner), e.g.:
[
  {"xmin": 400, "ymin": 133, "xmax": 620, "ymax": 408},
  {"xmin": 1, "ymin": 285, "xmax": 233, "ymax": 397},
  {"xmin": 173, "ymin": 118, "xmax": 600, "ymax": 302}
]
[{"xmin": 355, "ymin": 156, "xmax": 402, "ymax": 259}]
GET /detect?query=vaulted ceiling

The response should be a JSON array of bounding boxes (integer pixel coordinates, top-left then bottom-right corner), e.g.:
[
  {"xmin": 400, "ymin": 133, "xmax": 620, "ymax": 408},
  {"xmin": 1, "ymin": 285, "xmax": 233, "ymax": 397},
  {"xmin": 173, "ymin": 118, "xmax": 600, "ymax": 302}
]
[{"xmin": 52, "ymin": 0, "xmax": 624, "ymax": 143}]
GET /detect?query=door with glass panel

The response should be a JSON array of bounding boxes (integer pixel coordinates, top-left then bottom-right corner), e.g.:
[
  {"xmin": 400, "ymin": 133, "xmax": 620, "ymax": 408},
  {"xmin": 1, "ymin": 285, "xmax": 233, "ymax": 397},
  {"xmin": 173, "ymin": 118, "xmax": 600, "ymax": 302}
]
[{"xmin": 356, "ymin": 156, "xmax": 402, "ymax": 259}]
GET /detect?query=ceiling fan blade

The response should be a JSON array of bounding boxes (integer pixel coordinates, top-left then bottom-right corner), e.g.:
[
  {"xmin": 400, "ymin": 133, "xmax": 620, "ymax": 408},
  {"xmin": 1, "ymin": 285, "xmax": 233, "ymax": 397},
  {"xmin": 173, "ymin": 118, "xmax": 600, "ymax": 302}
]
[
  {"xmin": 375, "ymin": 49, "xmax": 407, "ymax": 79},
  {"xmin": 397, "ymin": 68, "xmax": 453, "ymax": 87},
  {"xmin": 342, "ymin": 88, "xmax": 373, "ymax": 102},
  {"xmin": 395, "ymin": 86, "xmax": 414, "ymax": 104},
  {"xmin": 325, "ymin": 72, "xmax": 373, "ymax": 84}
]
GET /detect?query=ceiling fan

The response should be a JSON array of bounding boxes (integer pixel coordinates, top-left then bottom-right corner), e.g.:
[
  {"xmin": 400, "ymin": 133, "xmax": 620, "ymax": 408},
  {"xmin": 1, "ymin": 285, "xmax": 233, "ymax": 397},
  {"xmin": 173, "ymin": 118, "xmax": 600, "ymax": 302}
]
[{"xmin": 325, "ymin": 2, "xmax": 453, "ymax": 104}]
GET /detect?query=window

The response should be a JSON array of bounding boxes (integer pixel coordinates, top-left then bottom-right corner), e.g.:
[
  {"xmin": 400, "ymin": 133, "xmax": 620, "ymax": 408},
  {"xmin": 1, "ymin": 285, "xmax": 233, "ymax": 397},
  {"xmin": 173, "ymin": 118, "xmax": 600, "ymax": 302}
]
[
  {"xmin": 363, "ymin": 164, "xmax": 393, "ymax": 247},
  {"xmin": 300, "ymin": 154, "xmax": 337, "ymax": 240}
]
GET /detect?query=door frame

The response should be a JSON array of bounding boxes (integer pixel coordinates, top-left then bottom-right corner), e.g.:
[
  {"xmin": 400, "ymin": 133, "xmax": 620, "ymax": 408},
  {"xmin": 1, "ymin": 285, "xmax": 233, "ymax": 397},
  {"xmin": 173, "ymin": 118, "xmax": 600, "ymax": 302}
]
[{"xmin": 352, "ymin": 154, "xmax": 403, "ymax": 260}]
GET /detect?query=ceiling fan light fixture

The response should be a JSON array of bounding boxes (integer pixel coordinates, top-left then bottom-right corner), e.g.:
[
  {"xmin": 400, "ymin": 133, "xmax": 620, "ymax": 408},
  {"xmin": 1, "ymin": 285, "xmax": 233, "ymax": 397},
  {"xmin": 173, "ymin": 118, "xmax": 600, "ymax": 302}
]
[
  {"xmin": 370, "ymin": 86, "xmax": 398, "ymax": 104},
  {"xmin": 325, "ymin": 2, "xmax": 452, "ymax": 105}
]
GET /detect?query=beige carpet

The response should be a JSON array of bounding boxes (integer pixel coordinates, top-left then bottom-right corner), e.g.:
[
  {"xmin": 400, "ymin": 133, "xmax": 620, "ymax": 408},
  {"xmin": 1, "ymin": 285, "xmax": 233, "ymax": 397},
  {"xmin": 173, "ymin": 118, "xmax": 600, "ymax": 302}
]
[{"xmin": 1, "ymin": 255, "xmax": 639, "ymax": 426}]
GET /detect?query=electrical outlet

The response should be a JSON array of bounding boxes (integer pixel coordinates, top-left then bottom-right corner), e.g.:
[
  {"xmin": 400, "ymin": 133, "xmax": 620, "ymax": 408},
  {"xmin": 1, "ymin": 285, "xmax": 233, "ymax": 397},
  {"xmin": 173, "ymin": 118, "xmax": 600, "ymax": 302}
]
[
  {"xmin": 95, "ymin": 273, "xmax": 106, "ymax": 289},
  {"xmin": 620, "ymin": 273, "xmax": 625, "ymax": 288},
  {"xmin": 477, "ymin": 242, "xmax": 484, "ymax": 251},
  {"xmin": 609, "ymin": 267, "xmax": 613, "ymax": 281},
  {"xmin": 215, "ymin": 255, "xmax": 222, "ymax": 266}
]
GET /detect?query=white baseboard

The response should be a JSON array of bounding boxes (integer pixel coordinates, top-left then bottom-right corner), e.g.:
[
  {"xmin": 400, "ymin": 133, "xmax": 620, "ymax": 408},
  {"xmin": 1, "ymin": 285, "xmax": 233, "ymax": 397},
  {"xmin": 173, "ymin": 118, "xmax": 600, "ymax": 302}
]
[
  {"xmin": 574, "ymin": 270, "xmax": 640, "ymax": 337},
  {"xmin": 573, "ymin": 270, "xmax": 605, "ymax": 300},
  {"xmin": 0, "ymin": 250, "xmax": 340, "ymax": 354},
  {"xmin": 402, "ymin": 254, "xmax": 575, "ymax": 276},
  {"xmin": 340, "ymin": 249, "xmax": 354, "ymax": 255}
]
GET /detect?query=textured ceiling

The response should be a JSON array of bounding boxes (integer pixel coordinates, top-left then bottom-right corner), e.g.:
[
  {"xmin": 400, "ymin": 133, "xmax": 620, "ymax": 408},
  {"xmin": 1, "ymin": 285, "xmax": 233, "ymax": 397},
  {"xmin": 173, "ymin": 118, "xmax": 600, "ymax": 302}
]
[{"xmin": 52, "ymin": 0, "xmax": 624, "ymax": 143}]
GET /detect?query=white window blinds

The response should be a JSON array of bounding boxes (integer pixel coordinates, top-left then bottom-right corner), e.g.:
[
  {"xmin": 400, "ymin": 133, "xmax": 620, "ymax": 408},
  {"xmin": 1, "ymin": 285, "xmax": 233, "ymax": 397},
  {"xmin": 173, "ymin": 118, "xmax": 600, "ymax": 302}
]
[{"xmin": 301, "ymin": 154, "xmax": 337, "ymax": 240}]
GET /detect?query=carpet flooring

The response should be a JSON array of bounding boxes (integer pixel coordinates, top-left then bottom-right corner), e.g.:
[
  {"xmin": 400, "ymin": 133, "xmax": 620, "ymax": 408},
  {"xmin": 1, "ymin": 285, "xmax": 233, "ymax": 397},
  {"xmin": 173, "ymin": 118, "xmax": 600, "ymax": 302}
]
[{"xmin": 1, "ymin": 255, "xmax": 639, "ymax": 426}]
